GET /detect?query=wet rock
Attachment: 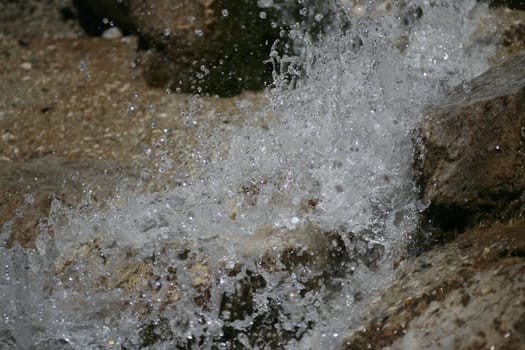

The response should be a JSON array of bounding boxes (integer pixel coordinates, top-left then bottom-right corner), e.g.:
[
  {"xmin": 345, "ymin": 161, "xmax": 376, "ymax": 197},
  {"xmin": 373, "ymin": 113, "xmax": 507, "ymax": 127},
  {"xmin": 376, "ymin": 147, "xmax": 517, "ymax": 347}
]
[
  {"xmin": 501, "ymin": 21, "xmax": 525, "ymax": 57},
  {"xmin": 360, "ymin": 48, "xmax": 525, "ymax": 350},
  {"xmin": 469, "ymin": 6, "xmax": 525, "ymax": 64},
  {"xmin": 44, "ymin": 220, "xmax": 357, "ymax": 348},
  {"xmin": 78, "ymin": 0, "xmax": 348, "ymax": 96},
  {"xmin": 0, "ymin": 329, "xmax": 17, "ymax": 349},
  {"xmin": 135, "ymin": 0, "xmax": 280, "ymax": 96},
  {"xmin": 29, "ymin": 338, "xmax": 74, "ymax": 350},
  {"xmin": 415, "ymin": 52, "xmax": 525, "ymax": 231},
  {"xmin": 488, "ymin": 0, "xmax": 525, "ymax": 10},
  {"xmin": 341, "ymin": 221, "xmax": 525, "ymax": 350},
  {"xmin": 0, "ymin": 157, "xmax": 139, "ymax": 248},
  {"xmin": 249, "ymin": 223, "xmax": 349, "ymax": 276},
  {"xmin": 138, "ymin": 318, "xmax": 173, "ymax": 348},
  {"xmin": 0, "ymin": 35, "xmax": 270, "ymax": 191},
  {"xmin": 212, "ymin": 221, "xmax": 399, "ymax": 348}
]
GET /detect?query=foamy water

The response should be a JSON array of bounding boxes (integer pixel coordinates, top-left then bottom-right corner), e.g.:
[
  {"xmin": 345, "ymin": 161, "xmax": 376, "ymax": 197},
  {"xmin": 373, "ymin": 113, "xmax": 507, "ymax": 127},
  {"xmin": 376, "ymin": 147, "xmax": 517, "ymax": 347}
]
[{"xmin": 1, "ymin": 1, "xmax": 496, "ymax": 349}]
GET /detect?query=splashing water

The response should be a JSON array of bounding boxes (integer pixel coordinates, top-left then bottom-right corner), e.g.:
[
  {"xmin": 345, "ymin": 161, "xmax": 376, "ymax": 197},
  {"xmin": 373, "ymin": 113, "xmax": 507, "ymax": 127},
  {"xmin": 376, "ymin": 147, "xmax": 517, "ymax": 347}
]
[{"xmin": 1, "ymin": 1, "xmax": 496, "ymax": 349}]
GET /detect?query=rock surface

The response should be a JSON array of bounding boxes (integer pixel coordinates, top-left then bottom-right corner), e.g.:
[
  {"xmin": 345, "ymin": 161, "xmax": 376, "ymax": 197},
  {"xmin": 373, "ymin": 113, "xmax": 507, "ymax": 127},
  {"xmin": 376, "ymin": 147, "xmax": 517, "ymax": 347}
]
[
  {"xmin": 415, "ymin": 52, "xmax": 525, "ymax": 231},
  {"xmin": 342, "ymin": 221, "xmax": 525, "ymax": 350},
  {"xmin": 0, "ymin": 0, "xmax": 83, "ymax": 39},
  {"xmin": 133, "ymin": 0, "xmax": 281, "ymax": 96},
  {"xmin": 0, "ymin": 157, "xmax": 138, "ymax": 248},
  {"xmin": 77, "ymin": 0, "xmax": 348, "ymax": 96},
  {"xmin": 0, "ymin": 34, "xmax": 268, "ymax": 249},
  {"xmin": 341, "ymin": 51, "xmax": 525, "ymax": 350}
]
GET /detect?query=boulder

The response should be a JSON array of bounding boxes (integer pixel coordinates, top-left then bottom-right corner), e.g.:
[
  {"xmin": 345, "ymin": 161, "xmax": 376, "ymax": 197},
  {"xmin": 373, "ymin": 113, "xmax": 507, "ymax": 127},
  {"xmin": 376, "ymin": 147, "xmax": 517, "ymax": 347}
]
[
  {"xmin": 415, "ymin": 52, "xmax": 525, "ymax": 231},
  {"xmin": 341, "ymin": 220, "xmax": 525, "ymax": 350},
  {"xmin": 358, "ymin": 48, "xmax": 525, "ymax": 350},
  {"xmin": 45, "ymin": 221, "xmax": 355, "ymax": 348},
  {"xmin": 77, "ymin": 0, "xmax": 348, "ymax": 96},
  {"xmin": 134, "ymin": 0, "xmax": 282, "ymax": 96}
]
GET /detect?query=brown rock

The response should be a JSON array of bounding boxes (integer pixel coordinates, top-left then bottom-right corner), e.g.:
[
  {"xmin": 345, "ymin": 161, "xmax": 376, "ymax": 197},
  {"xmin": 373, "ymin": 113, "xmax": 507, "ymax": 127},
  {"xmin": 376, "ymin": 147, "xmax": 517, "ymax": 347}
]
[
  {"xmin": 134, "ymin": 0, "xmax": 284, "ymax": 96},
  {"xmin": 79, "ymin": 0, "xmax": 348, "ymax": 96},
  {"xmin": 415, "ymin": 52, "xmax": 525, "ymax": 230},
  {"xmin": 341, "ymin": 221, "xmax": 525, "ymax": 350},
  {"xmin": 76, "ymin": 0, "xmax": 282, "ymax": 96},
  {"xmin": 0, "ymin": 0, "xmax": 83, "ymax": 39},
  {"xmin": 0, "ymin": 157, "xmax": 139, "ymax": 248}
]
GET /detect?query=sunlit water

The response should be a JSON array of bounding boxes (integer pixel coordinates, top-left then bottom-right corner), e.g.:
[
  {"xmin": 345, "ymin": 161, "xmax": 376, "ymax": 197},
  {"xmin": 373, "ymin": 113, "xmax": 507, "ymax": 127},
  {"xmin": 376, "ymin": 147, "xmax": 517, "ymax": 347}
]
[{"xmin": 1, "ymin": 1, "xmax": 496, "ymax": 349}]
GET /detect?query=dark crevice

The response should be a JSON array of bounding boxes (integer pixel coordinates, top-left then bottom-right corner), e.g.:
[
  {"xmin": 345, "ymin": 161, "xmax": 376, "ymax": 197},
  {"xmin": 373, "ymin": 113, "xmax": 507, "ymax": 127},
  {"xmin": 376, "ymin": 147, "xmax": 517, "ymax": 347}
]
[
  {"xmin": 71, "ymin": 0, "xmax": 135, "ymax": 37},
  {"xmin": 59, "ymin": 6, "xmax": 76, "ymax": 22},
  {"xmin": 487, "ymin": 0, "xmax": 525, "ymax": 10},
  {"xmin": 424, "ymin": 203, "xmax": 473, "ymax": 232}
]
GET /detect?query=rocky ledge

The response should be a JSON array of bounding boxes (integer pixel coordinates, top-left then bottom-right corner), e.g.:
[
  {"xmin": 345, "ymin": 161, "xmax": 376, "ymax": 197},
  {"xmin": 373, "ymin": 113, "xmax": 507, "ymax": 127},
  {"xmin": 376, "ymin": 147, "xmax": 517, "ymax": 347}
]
[{"xmin": 342, "ymin": 52, "xmax": 525, "ymax": 350}]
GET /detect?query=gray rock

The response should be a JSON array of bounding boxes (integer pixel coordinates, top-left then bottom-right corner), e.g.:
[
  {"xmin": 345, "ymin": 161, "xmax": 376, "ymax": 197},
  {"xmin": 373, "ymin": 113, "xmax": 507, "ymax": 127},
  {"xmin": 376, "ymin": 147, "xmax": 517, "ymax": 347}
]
[
  {"xmin": 29, "ymin": 339, "xmax": 74, "ymax": 350},
  {"xmin": 0, "ymin": 0, "xmax": 83, "ymax": 39},
  {"xmin": 415, "ymin": 52, "xmax": 525, "ymax": 230},
  {"xmin": 0, "ymin": 329, "xmax": 16, "ymax": 350}
]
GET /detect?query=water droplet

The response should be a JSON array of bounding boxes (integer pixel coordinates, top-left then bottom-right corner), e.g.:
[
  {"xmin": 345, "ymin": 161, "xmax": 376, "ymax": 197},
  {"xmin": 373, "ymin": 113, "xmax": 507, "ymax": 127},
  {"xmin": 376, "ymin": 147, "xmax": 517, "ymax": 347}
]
[
  {"xmin": 127, "ymin": 105, "xmax": 136, "ymax": 115},
  {"xmin": 79, "ymin": 60, "xmax": 87, "ymax": 72}
]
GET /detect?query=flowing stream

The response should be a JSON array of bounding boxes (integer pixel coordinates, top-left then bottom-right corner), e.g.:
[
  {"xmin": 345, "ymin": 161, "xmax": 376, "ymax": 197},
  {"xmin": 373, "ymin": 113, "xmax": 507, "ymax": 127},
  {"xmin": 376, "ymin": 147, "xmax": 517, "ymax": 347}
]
[{"xmin": 1, "ymin": 1, "xmax": 496, "ymax": 349}]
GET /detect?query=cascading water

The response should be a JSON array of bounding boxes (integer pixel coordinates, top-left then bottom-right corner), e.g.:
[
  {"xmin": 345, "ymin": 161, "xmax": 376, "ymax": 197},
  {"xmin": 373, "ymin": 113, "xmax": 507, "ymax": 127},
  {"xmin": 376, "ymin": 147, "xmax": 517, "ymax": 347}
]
[{"xmin": 1, "ymin": 1, "xmax": 496, "ymax": 349}]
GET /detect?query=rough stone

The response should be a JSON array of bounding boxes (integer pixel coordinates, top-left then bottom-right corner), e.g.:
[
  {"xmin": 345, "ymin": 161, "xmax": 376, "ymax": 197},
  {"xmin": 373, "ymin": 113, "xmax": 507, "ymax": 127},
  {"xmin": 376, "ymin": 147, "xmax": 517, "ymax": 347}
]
[
  {"xmin": 77, "ymin": 0, "xmax": 348, "ymax": 96},
  {"xmin": 41, "ymin": 220, "xmax": 356, "ymax": 348},
  {"xmin": 0, "ymin": 0, "xmax": 83, "ymax": 39},
  {"xmin": 135, "ymin": 0, "xmax": 281, "ymax": 96},
  {"xmin": 415, "ymin": 52, "xmax": 525, "ymax": 231},
  {"xmin": 0, "ymin": 157, "xmax": 139, "ymax": 248},
  {"xmin": 0, "ymin": 35, "xmax": 268, "ymax": 167},
  {"xmin": 342, "ymin": 221, "xmax": 525, "ymax": 350}
]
